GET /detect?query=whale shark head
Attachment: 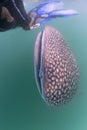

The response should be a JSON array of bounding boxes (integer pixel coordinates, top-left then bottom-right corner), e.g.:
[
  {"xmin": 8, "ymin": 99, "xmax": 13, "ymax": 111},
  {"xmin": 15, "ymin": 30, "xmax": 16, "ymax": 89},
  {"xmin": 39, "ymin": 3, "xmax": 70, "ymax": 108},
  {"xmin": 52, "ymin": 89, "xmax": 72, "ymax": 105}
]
[{"xmin": 34, "ymin": 26, "xmax": 79, "ymax": 106}]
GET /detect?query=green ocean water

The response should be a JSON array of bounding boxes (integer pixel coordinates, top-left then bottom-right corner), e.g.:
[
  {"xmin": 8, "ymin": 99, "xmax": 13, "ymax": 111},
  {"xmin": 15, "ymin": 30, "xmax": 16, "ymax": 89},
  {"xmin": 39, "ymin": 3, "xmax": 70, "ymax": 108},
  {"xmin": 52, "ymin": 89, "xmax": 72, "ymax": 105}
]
[{"xmin": 0, "ymin": 0, "xmax": 87, "ymax": 130}]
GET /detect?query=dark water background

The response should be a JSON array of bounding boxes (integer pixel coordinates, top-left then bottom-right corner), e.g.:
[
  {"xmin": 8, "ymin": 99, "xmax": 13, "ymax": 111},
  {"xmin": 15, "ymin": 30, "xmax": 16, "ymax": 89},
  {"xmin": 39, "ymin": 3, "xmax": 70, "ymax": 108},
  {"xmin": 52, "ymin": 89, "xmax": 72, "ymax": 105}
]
[{"xmin": 0, "ymin": 0, "xmax": 87, "ymax": 130}]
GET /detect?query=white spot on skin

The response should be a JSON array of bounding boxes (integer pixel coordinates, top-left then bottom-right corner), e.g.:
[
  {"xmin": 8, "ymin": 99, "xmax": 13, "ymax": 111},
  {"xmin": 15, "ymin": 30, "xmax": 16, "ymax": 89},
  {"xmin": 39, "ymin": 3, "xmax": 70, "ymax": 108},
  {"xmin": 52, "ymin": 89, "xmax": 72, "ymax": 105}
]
[
  {"xmin": 56, "ymin": 68, "xmax": 59, "ymax": 73},
  {"xmin": 51, "ymin": 89, "xmax": 54, "ymax": 94},
  {"xmin": 56, "ymin": 78, "xmax": 58, "ymax": 82},
  {"xmin": 60, "ymin": 78, "xmax": 63, "ymax": 82},
  {"xmin": 52, "ymin": 81, "xmax": 55, "ymax": 85},
  {"xmin": 46, "ymin": 88, "xmax": 49, "ymax": 92},
  {"xmin": 52, "ymin": 77, "xmax": 55, "ymax": 81},
  {"xmin": 55, "ymin": 85, "xmax": 57, "ymax": 89},
  {"xmin": 58, "ymin": 90, "xmax": 61, "ymax": 95},
  {"xmin": 59, "ymin": 85, "xmax": 62, "ymax": 89}
]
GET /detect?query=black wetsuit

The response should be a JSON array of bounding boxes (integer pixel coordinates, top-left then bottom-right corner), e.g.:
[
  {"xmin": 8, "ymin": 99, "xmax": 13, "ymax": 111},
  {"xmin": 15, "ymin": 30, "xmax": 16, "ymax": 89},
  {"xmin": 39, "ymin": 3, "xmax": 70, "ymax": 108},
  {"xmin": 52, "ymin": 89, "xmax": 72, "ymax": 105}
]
[{"xmin": 0, "ymin": 0, "xmax": 31, "ymax": 31}]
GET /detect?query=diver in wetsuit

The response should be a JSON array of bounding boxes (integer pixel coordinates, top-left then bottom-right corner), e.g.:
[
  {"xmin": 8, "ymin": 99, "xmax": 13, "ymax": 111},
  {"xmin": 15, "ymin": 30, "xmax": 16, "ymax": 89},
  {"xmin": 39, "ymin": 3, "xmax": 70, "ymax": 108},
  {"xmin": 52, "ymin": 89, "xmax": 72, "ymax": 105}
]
[{"xmin": 0, "ymin": 0, "xmax": 38, "ymax": 31}]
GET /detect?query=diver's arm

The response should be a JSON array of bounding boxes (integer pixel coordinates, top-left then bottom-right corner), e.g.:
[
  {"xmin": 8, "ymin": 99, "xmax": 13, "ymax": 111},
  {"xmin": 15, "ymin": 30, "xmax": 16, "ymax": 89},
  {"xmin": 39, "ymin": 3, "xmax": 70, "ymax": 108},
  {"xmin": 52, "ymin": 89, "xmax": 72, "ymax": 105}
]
[
  {"xmin": 0, "ymin": 0, "xmax": 39, "ymax": 31},
  {"xmin": 11, "ymin": 0, "xmax": 30, "ymax": 27}
]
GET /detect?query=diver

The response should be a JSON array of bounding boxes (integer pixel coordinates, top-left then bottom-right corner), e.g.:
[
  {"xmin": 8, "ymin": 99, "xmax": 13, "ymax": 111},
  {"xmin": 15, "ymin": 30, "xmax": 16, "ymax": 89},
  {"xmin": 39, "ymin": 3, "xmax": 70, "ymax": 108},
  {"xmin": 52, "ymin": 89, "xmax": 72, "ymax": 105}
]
[{"xmin": 0, "ymin": 0, "xmax": 39, "ymax": 31}]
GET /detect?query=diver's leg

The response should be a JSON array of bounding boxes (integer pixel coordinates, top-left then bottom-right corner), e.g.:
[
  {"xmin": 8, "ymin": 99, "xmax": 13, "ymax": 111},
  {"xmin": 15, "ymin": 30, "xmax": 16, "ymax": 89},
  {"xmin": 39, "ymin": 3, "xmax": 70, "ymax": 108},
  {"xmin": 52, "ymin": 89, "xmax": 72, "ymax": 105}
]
[
  {"xmin": 10, "ymin": 0, "xmax": 40, "ymax": 29},
  {"xmin": 0, "ymin": 6, "xmax": 2, "ymax": 19},
  {"xmin": 4, "ymin": 0, "xmax": 31, "ymax": 27}
]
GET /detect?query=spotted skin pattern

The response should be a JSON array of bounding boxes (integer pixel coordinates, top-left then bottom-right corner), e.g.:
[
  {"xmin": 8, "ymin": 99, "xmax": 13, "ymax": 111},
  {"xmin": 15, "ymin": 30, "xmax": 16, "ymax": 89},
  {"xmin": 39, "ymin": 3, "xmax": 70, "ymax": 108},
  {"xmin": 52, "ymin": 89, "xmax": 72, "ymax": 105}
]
[{"xmin": 35, "ymin": 26, "xmax": 79, "ymax": 106}]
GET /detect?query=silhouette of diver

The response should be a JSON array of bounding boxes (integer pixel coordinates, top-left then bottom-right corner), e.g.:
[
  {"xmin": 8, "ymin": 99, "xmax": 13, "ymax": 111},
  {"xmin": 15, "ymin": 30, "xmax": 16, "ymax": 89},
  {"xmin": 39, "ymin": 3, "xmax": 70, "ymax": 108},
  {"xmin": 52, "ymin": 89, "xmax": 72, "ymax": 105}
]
[{"xmin": 0, "ymin": 0, "xmax": 39, "ymax": 31}]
